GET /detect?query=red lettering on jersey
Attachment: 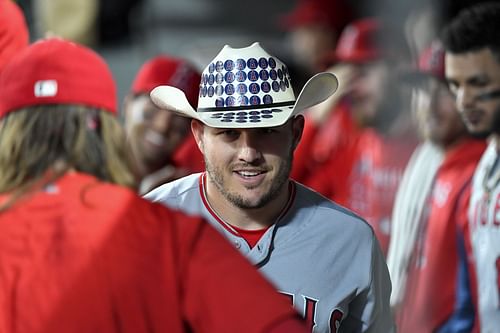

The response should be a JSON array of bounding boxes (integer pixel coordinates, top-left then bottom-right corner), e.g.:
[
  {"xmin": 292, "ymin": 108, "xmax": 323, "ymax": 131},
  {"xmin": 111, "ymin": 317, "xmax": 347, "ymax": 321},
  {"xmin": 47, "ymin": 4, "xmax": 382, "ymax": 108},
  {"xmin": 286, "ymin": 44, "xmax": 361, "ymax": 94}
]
[
  {"xmin": 329, "ymin": 309, "xmax": 344, "ymax": 333},
  {"xmin": 303, "ymin": 296, "xmax": 318, "ymax": 332},
  {"xmin": 279, "ymin": 292, "xmax": 321, "ymax": 332},
  {"xmin": 279, "ymin": 291, "xmax": 294, "ymax": 306}
]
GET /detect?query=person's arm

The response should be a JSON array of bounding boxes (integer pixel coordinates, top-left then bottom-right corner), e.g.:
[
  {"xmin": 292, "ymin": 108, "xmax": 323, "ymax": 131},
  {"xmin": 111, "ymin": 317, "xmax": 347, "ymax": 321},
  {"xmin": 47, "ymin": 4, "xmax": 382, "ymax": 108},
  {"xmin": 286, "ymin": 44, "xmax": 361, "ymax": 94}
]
[{"xmin": 267, "ymin": 316, "xmax": 308, "ymax": 333}]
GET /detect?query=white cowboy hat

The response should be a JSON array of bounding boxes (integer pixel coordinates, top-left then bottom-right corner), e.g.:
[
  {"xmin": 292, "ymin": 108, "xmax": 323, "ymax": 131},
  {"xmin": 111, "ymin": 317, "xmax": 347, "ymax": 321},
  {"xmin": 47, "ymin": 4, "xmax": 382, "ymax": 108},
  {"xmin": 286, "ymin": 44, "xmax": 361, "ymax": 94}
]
[{"xmin": 150, "ymin": 42, "xmax": 338, "ymax": 128}]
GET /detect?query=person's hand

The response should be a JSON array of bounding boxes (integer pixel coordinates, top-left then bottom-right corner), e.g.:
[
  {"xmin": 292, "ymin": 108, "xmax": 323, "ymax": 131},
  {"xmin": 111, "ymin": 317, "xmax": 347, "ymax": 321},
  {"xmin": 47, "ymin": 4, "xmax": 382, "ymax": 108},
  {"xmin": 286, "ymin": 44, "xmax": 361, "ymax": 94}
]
[{"xmin": 307, "ymin": 63, "xmax": 356, "ymax": 124}]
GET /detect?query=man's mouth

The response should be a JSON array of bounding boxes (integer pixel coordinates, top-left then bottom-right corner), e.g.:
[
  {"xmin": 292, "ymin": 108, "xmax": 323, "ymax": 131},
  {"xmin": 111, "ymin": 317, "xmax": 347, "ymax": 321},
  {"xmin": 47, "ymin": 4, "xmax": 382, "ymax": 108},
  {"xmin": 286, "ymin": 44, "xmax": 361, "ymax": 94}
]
[
  {"xmin": 235, "ymin": 170, "xmax": 265, "ymax": 178},
  {"xmin": 463, "ymin": 110, "xmax": 483, "ymax": 125}
]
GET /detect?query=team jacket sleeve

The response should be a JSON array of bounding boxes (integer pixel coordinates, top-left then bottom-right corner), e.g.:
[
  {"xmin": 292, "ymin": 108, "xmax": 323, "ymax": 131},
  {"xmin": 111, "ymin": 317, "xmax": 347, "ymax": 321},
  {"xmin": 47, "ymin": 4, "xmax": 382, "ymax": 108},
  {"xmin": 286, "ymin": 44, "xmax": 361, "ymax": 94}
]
[
  {"xmin": 176, "ymin": 214, "xmax": 303, "ymax": 333},
  {"xmin": 436, "ymin": 184, "xmax": 476, "ymax": 333},
  {"xmin": 342, "ymin": 233, "xmax": 396, "ymax": 332}
]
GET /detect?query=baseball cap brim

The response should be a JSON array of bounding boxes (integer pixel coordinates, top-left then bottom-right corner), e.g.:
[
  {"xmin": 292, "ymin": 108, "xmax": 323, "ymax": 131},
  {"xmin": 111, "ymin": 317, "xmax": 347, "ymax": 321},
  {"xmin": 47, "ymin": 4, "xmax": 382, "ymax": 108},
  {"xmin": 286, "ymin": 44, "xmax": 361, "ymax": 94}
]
[{"xmin": 151, "ymin": 72, "xmax": 338, "ymax": 129}]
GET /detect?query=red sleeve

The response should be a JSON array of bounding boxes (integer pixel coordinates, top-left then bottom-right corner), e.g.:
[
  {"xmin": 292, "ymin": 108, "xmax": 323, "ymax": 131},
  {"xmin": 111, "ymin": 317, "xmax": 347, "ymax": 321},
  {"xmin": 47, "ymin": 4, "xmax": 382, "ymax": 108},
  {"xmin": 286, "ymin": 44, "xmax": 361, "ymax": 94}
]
[
  {"xmin": 266, "ymin": 316, "xmax": 308, "ymax": 333},
  {"xmin": 176, "ymin": 214, "xmax": 299, "ymax": 333}
]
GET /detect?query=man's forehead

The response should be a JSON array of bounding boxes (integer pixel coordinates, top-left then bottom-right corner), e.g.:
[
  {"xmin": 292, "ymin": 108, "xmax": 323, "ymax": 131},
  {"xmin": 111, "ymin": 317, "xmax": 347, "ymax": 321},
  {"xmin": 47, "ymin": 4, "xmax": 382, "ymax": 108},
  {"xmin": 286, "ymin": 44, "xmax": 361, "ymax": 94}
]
[
  {"xmin": 445, "ymin": 48, "xmax": 499, "ymax": 78},
  {"xmin": 203, "ymin": 117, "xmax": 295, "ymax": 131}
]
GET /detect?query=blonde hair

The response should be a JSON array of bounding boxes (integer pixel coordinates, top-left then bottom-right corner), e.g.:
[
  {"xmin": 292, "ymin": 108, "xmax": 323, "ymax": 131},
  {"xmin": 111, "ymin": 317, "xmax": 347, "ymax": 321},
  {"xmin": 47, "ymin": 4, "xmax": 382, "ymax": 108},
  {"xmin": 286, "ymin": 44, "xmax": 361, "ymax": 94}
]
[{"xmin": 0, "ymin": 105, "xmax": 137, "ymax": 208}]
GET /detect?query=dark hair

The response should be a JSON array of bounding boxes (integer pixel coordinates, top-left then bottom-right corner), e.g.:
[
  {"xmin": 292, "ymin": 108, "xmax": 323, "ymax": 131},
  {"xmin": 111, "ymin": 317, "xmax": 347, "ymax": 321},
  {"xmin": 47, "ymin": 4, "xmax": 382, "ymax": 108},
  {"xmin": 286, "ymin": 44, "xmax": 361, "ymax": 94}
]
[{"xmin": 441, "ymin": 2, "xmax": 500, "ymax": 62}]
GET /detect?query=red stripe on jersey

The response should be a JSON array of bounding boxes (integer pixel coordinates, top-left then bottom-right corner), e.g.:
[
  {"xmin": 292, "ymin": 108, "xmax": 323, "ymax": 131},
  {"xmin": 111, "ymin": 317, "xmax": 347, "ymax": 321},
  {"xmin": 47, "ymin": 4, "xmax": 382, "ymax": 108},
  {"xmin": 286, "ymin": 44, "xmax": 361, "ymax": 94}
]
[{"xmin": 199, "ymin": 172, "xmax": 296, "ymax": 245}]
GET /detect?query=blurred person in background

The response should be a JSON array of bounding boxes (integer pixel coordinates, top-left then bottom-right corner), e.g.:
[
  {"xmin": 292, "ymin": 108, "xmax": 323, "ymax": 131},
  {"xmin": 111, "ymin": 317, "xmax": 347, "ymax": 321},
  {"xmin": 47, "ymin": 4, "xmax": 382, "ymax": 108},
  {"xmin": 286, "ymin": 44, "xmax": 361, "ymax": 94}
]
[
  {"xmin": 279, "ymin": 0, "xmax": 355, "ymax": 90},
  {"xmin": 0, "ymin": 0, "xmax": 29, "ymax": 71},
  {"xmin": 442, "ymin": 2, "xmax": 500, "ymax": 331},
  {"xmin": 292, "ymin": 18, "xmax": 378, "ymax": 190},
  {"xmin": 0, "ymin": 38, "xmax": 310, "ymax": 333},
  {"xmin": 295, "ymin": 18, "xmax": 417, "ymax": 254},
  {"xmin": 388, "ymin": 41, "xmax": 485, "ymax": 333},
  {"xmin": 32, "ymin": 0, "xmax": 141, "ymax": 46},
  {"xmin": 123, "ymin": 55, "xmax": 204, "ymax": 194}
]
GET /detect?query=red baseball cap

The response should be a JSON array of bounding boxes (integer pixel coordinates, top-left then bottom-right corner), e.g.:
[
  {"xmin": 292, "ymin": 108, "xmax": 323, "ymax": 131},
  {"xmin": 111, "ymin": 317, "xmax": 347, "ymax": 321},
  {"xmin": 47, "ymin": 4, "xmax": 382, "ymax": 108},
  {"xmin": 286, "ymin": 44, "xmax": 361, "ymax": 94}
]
[
  {"xmin": 0, "ymin": 38, "xmax": 117, "ymax": 119},
  {"xmin": 131, "ymin": 55, "xmax": 201, "ymax": 108},
  {"xmin": 0, "ymin": 0, "xmax": 29, "ymax": 72},
  {"xmin": 333, "ymin": 18, "xmax": 381, "ymax": 64},
  {"xmin": 400, "ymin": 41, "xmax": 445, "ymax": 84},
  {"xmin": 279, "ymin": 0, "xmax": 353, "ymax": 33},
  {"xmin": 417, "ymin": 41, "xmax": 445, "ymax": 80}
]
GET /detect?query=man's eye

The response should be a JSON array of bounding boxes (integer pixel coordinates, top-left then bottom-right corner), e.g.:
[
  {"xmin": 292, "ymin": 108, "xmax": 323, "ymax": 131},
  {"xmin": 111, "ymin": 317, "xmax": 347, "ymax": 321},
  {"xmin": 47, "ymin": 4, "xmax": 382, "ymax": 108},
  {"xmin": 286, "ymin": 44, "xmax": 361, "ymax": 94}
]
[
  {"xmin": 260, "ymin": 128, "xmax": 276, "ymax": 134},
  {"xmin": 220, "ymin": 130, "xmax": 238, "ymax": 136}
]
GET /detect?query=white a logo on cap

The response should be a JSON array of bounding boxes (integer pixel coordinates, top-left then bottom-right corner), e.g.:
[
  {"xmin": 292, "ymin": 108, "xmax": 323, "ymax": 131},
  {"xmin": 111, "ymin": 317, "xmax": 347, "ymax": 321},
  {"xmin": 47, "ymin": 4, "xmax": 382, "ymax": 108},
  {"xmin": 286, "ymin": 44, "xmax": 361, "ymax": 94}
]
[{"xmin": 34, "ymin": 80, "xmax": 58, "ymax": 97}]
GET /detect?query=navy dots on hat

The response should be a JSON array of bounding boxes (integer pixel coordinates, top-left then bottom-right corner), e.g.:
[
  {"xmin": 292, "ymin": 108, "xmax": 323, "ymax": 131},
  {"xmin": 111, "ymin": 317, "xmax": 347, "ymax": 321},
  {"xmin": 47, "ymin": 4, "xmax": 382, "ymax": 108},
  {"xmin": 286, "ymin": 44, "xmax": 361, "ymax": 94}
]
[{"xmin": 198, "ymin": 55, "xmax": 293, "ymax": 109}]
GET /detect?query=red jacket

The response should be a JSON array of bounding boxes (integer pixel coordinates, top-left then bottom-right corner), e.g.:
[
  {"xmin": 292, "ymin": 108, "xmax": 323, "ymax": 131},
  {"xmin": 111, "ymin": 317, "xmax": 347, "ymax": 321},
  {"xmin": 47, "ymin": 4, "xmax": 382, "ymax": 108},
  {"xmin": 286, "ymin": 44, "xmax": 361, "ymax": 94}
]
[
  {"xmin": 0, "ymin": 172, "xmax": 300, "ymax": 333},
  {"xmin": 294, "ymin": 102, "xmax": 363, "ymax": 205},
  {"xmin": 397, "ymin": 138, "xmax": 485, "ymax": 333}
]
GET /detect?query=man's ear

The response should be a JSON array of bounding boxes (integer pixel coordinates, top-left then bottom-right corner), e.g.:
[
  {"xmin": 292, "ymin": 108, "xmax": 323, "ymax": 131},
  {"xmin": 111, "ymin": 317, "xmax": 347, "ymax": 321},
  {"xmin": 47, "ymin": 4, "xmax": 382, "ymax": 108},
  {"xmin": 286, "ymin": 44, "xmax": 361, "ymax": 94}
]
[
  {"xmin": 291, "ymin": 115, "xmax": 305, "ymax": 150},
  {"xmin": 191, "ymin": 119, "xmax": 205, "ymax": 153}
]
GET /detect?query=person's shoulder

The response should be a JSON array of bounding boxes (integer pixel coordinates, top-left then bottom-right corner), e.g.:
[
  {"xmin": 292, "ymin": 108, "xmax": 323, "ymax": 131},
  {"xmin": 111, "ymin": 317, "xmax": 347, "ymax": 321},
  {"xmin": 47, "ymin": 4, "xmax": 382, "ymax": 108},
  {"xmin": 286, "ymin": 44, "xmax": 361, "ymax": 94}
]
[
  {"xmin": 144, "ymin": 173, "xmax": 201, "ymax": 203},
  {"xmin": 294, "ymin": 182, "xmax": 375, "ymax": 234}
]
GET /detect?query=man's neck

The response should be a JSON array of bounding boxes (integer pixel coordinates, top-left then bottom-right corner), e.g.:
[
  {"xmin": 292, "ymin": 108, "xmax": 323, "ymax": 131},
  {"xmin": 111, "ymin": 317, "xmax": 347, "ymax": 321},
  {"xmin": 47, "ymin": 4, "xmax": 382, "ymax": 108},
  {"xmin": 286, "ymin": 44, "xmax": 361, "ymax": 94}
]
[{"xmin": 204, "ymin": 179, "xmax": 291, "ymax": 230}]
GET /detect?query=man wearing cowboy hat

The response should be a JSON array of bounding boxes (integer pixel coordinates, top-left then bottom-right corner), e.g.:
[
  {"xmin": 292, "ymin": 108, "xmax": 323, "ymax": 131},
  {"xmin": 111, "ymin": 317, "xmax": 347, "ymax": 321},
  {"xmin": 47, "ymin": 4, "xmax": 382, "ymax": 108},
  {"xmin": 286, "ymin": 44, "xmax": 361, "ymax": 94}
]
[{"xmin": 146, "ymin": 42, "xmax": 394, "ymax": 332}]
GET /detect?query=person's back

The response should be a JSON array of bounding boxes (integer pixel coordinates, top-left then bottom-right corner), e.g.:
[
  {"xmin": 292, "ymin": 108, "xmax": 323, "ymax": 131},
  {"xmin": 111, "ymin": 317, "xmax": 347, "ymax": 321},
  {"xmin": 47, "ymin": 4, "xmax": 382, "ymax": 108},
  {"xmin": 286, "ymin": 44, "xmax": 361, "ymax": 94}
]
[{"xmin": 0, "ymin": 172, "xmax": 301, "ymax": 333}]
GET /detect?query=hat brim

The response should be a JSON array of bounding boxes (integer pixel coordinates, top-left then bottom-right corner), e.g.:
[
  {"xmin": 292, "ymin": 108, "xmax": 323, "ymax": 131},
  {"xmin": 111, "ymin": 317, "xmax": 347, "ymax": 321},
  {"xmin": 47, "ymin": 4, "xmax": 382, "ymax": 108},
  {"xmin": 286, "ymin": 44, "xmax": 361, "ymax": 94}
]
[{"xmin": 150, "ymin": 72, "xmax": 338, "ymax": 128}]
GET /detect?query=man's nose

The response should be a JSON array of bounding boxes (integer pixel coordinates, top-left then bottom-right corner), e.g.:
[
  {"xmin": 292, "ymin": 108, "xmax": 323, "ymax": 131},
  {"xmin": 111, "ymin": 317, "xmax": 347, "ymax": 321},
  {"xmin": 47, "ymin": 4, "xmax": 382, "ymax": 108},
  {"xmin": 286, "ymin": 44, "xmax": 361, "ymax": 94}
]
[
  {"xmin": 456, "ymin": 86, "xmax": 476, "ymax": 111},
  {"xmin": 237, "ymin": 131, "xmax": 263, "ymax": 163}
]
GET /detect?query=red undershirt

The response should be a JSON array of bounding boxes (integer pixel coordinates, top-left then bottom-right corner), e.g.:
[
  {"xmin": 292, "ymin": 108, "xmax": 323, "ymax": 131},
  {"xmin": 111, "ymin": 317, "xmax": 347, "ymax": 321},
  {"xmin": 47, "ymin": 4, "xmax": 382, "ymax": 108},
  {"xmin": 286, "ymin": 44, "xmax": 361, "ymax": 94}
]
[{"xmin": 231, "ymin": 224, "xmax": 271, "ymax": 248}]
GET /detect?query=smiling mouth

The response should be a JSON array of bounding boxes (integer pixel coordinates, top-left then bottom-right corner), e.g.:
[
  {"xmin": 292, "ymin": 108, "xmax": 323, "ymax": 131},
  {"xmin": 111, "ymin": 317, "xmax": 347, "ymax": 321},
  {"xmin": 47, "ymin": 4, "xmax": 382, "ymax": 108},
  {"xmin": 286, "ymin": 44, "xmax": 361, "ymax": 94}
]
[{"xmin": 235, "ymin": 170, "xmax": 265, "ymax": 178}]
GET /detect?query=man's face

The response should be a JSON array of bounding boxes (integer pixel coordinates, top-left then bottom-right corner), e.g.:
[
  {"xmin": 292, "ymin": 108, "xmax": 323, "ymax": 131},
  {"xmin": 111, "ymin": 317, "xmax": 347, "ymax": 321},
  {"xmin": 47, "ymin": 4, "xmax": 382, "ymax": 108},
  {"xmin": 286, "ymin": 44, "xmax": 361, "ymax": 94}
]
[
  {"xmin": 347, "ymin": 61, "xmax": 389, "ymax": 127},
  {"xmin": 192, "ymin": 117, "xmax": 303, "ymax": 210},
  {"xmin": 124, "ymin": 94, "xmax": 191, "ymax": 170},
  {"xmin": 446, "ymin": 48, "xmax": 500, "ymax": 137},
  {"xmin": 289, "ymin": 24, "xmax": 337, "ymax": 72},
  {"xmin": 413, "ymin": 77, "xmax": 467, "ymax": 147}
]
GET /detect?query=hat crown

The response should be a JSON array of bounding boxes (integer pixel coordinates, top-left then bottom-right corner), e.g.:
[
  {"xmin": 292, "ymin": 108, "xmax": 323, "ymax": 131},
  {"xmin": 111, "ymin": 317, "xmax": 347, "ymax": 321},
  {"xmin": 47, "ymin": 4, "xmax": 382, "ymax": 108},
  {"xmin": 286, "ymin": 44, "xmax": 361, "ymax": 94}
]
[
  {"xmin": 0, "ymin": 38, "xmax": 117, "ymax": 118},
  {"xmin": 335, "ymin": 18, "xmax": 380, "ymax": 63},
  {"xmin": 198, "ymin": 42, "xmax": 295, "ymax": 111}
]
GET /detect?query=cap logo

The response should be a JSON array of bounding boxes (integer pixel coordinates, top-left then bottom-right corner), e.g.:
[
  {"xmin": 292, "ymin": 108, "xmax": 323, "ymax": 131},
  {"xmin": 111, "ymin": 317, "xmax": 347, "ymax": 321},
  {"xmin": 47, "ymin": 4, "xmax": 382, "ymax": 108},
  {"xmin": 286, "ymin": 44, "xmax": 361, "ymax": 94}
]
[{"xmin": 34, "ymin": 80, "xmax": 58, "ymax": 97}]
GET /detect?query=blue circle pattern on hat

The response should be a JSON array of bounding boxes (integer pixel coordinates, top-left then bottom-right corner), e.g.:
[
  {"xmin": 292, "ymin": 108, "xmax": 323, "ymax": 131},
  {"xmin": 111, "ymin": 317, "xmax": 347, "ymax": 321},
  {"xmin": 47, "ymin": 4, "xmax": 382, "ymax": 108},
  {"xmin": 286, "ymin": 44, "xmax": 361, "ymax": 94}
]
[{"xmin": 198, "ymin": 48, "xmax": 295, "ymax": 124}]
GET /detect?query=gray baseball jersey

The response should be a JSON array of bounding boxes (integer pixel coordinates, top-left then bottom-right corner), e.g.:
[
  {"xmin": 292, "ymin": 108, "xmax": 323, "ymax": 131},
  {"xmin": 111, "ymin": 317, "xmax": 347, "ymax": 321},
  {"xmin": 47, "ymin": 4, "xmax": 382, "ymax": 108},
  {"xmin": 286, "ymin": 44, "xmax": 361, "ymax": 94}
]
[
  {"xmin": 145, "ymin": 173, "xmax": 394, "ymax": 333},
  {"xmin": 468, "ymin": 141, "xmax": 500, "ymax": 332}
]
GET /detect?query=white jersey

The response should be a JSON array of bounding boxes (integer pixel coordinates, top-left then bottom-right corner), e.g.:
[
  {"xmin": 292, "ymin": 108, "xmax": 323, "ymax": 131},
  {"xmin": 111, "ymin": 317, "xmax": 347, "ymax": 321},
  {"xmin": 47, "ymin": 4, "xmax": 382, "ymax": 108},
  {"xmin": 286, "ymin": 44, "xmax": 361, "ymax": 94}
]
[
  {"xmin": 468, "ymin": 141, "xmax": 500, "ymax": 332},
  {"xmin": 145, "ymin": 173, "xmax": 394, "ymax": 333}
]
